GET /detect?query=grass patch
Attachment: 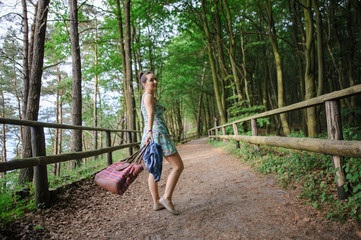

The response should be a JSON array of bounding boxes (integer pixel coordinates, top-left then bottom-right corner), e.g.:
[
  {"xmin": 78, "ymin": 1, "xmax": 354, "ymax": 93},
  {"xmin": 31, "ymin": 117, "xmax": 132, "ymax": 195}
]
[{"xmin": 0, "ymin": 173, "xmax": 36, "ymax": 225}]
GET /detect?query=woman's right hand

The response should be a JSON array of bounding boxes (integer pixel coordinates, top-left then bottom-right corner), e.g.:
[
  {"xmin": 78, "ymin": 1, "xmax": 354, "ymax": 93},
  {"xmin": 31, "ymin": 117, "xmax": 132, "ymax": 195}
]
[{"xmin": 145, "ymin": 131, "xmax": 154, "ymax": 143}]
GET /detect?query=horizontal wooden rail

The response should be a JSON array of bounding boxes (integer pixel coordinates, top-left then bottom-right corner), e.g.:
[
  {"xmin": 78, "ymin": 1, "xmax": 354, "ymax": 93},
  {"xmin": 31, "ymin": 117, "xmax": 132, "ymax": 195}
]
[
  {"xmin": 212, "ymin": 135, "xmax": 361, "ymax": 158},
  {"xmin": 171, "ymin": 133, "xmax": 198, "ymax": 143},
  {"xmin": 0, "ymin": 117, "xmax": 141, "ymax": 133},
  {"xmin": 209, "ymin": 84, "xmax": 361, "ymax": 131},
  {"xmin": 0, "ymin": 142, "xmax": 140, "ymax": 172}
]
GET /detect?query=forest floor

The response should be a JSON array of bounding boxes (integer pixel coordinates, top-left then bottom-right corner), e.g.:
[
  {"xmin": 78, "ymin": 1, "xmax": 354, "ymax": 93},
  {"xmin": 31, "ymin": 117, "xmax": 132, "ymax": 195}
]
[{"xmin": 1, "ymin": 137, "xmax": 361, "ymax": 239}]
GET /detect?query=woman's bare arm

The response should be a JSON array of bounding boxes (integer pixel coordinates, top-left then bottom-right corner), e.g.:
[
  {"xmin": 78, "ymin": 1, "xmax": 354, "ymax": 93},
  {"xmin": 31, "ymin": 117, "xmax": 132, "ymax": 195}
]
[{"xmin": 144, "ymin": 94, "xmax": 155, "ymax": 142}]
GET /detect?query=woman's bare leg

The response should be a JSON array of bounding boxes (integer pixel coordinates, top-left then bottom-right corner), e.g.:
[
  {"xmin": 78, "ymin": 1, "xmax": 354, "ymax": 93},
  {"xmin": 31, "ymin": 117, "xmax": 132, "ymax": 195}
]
[
  {"xmin": 148, "ymin": 174, "xmax": 161, "ymax": 206},
  {"xmin": 162, "ymin": 152, "xmax": 184, "ymax": 206}
]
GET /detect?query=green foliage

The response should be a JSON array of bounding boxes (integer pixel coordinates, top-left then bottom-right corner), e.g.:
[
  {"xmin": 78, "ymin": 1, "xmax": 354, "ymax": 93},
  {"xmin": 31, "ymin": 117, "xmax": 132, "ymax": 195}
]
[
  {"xmin": 0, "ymin": 173, "xmax": 35, "ymax": 225},
  {"xmin": 288, "ymin": 129, "xmax": 307, "ymax": 138},
  {"xmin": 226, "ymin": 102, "xmax": 270, "ymax": 134},
  {"xmin": 327, "ymin": 128, "xmax": 361, "ymax": 221},
  {"xmin": 209, "ymin": 126, "xmax": 361, "ymax": 222}
]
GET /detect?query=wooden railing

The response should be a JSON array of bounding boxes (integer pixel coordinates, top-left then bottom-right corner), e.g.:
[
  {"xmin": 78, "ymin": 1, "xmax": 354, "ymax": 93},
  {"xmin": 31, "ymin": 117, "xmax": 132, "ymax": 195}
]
[
  {"xmin": 208, "ymin": 84, "xmax": 361, "ymax": 200},
  {"xmin": 171, "ymin": 133, "xmax": 199, "ymax": 144},
  {"xmin": 0, "ymin": 118, "xmax": 141, "ymax": 207}
]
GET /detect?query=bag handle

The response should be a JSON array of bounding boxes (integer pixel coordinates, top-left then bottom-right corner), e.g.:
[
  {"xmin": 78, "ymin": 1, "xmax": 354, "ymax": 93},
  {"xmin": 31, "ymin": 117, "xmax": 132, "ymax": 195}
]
[
  {"xmin": 135, "ymin": 142, "xmax": 149, "ymax": 164},
  {"xmin": 123, "ymin": 144, "xmax": 148, "ymax": 163}
]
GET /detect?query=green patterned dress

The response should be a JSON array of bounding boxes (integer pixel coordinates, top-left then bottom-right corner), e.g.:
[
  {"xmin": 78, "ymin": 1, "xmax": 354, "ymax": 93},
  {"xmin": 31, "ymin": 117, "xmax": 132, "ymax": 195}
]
[{"xmin": 141, "ymin": 93, "xmax": 177, "ymax": 156}]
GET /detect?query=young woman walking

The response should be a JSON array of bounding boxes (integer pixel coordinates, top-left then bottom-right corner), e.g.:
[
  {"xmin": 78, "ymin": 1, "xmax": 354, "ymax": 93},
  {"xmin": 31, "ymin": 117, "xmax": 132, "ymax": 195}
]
[{"xmin": 139, "ymin": 71, "xmax": 184, "ymax": 215}]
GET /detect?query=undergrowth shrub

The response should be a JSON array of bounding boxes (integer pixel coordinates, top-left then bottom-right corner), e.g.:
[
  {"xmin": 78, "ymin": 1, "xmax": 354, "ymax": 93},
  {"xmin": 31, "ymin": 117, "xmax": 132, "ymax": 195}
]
[
  {"xmin": 208, "ymin": 126, "xmax": 361, "ymax": 223},
  {"xmin": 0, "ymin": 173, "xmax": 35, "ymax": 225}
]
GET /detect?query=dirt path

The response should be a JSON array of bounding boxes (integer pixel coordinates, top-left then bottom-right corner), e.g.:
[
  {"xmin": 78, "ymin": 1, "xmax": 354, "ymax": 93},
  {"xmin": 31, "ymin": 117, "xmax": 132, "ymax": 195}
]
[{"xmin": 3, "ymin": 138, "xmax": 359, "ymax": 239}]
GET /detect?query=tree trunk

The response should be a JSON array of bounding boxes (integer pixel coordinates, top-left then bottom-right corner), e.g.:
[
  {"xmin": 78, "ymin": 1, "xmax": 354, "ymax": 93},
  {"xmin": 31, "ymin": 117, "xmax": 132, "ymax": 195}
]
[
  {"xmin": 214, "ymin": 0, "xmax": 229, "ymax": 118},
  {"xmin": 115, "ymin": 0, "xmax": 127, "ymax": 79},
  {"xmin": 69, "ymin": 0, "xmax": 82, "ymax": 167},
  {"xmin": 21, "ymin": 0, "xmax": 30, "ymax": 122},
  {"xmin": 176, "ymin": 101, "xmax": 183, "ymax": 141},
  {"xmin": 20, "ymin": 0, "xmax": 50, "ymax": 186},
  {"xmin": 27, "ymin": 3, "xmax": 37, "ymax": 82},
  {"xmin": 197, "ymin": 65, "xmax": 206, "ymax": 138},
  {"xmin": 289, "ymin": 0, "xmax": 307, "ymax": 134},
  {"xmin": 261, "ymin": 40, "xmax": 270, "ymax": 134},
  {"xmin": 18, "ymin": 0, "xmax": 34, "ymax": 186},
  {"xmin": 53, "ymin": 66, "xmax": 60, "ymax": 175},
  {"xmin": 265, "ymin": 0, "xmax": 290, "ymax": 136},
  {"xmin": 346, "ymin": 1, "xmax": 358, "ymax": 125},
  {"xmin": 123, "ymin": 0, "xmax": 137, "ymax": 153},
  {"xmin": 213, "ymin": 0, "xmax": 228, "ymax": 83},
  {"xmin": 201, "ymin": 0, "xmax": 226, "ymax": 125},
  {"xmin": 115, "ymin": 0, "xmax": 129, "ymax": 145},
  {"xmin": 240, "ymin": 24, "xmax": 251, "ymax": 107},
  {"xmin": 1, "ymin": 90, "xmax": 7, "ymax": 165},
  {"xmin": 148, "ymin": 30, "xmax": 154, "ymax": 72},
  {"xmin": 223, "ymin": 0, "xmax": 242, "ymax": 102},
  {"xmin": 312, "ymin": 0, "xmax": 324, "ymax": 97},
  {"xmin": 204, "ymin": 94, "xmax": 210, "ymax": 131},
  {"xmin": 132, "ymin": 25, "xmax": 143, "ymax": 141},
  {"xmin": 223, "ymin": 0, "xmax": 242, "ymax": 101},
  {"xmin": 57, "ymin": 88, "xmax": 63, "ymax": 176},
  {"xmin": 303, "ymin": 0, "xmax": 317, "ymax": 137},
  {"xmin": 351, "ymin": 0, "xmax": 361, "ymax": 35},
  {"xmin": 93, "ymin": 18, "xmax": 99, "ymax": 156},
  {"xmin": 20, "ymin": 0, "xmax": 28, "ymax": 108}
]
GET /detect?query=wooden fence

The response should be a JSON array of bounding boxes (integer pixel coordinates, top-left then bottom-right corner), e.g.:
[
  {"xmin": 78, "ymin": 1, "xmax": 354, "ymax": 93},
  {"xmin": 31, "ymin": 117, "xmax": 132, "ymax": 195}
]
[
  {"xmin": 171, "ymin": 133, "xmax": 199, "ymax": 144},
  {"xmin": 208, "ymin": 84, "xmax": 361, "ymax": 200},
  {"xmin": 0, "ymin": 118, "xmax": 141, "ymax": 207}
]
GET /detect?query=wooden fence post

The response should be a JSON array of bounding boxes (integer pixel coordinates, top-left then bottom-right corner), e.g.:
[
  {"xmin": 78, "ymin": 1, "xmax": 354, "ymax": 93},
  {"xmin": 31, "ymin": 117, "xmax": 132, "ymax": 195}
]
[
  {"xmin": 105, "ymin": 131, "xmax": 112, "ymax": 165},
  {"xmin": 251, "ymin": 119, "xmax": 260, "ymax": 152},
  {"xmin": 233, "ymin": 123, "xmax": 240, "ymax": 148},
  {"xmin": 31, "ymin": 126, "xmax": 50, "ymax": 208},
  {"xmin": 325, "ymin": 100, "xmax": 348, "ymax": 200}
]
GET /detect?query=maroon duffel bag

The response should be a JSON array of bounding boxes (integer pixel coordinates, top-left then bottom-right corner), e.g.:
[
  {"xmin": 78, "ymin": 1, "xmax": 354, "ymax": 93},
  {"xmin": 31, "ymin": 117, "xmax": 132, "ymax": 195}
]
[{"xmin": 95, "ymin": 144, "xmax": 147, "ymax": 195}]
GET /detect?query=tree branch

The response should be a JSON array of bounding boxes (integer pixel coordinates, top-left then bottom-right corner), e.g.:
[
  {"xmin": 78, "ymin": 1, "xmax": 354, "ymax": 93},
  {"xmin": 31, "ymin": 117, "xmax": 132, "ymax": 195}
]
[{"xmin": 42, "ymin": 61, "xmax": 65, "ymax": 71}]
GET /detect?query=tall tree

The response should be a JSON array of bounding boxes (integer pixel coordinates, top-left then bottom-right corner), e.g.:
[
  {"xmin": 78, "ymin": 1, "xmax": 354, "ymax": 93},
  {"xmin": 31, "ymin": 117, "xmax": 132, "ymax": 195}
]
[
  {"xmin": 312, "ymin": 0, "xmax": 324, "ymax": 97},
  {"xmin": 18, "ymin": 0, "xmax": 33, "ymax": 186},
  {"xmin": 265, "ymin": 0, "xmax": 290, "ymax": 136},
  {"xmin": 223, "ymin": 0, "xmax": 242, "ymax": 102},
  {"xmin": 201, "ymin": 0, "xmax": 227, "ymax": 125},
  {"xmin": 123, "ymin": 0, "xmax": 137, "ymax": 149},
  {"xmin": 351, "ymin": 0, "xmax": 361, "ymax": 35},
  {"xmin": 93, "ymin": 17, "xmax": 99, "ymax": 153},
  {"xmin": 26, "ymin": 0, "xmax": 50, "ymax": 118},
  {"xmin": 69, "ymin": 0, "xmax": 82, "ymax": 167},
  {"xmin": 213, "ymin": 0, "xmax": 229, "ymax": 111},
  {"xmin": 303, "ymin": 0, "xmax": 317, "ymax": 137},
  {"xmin": 115, "ymin": 0, "xmax": 127, "ymax": 82},
  {"xmin": 18, "ymin": 0, "xmax": 50, "ymax": 185}
]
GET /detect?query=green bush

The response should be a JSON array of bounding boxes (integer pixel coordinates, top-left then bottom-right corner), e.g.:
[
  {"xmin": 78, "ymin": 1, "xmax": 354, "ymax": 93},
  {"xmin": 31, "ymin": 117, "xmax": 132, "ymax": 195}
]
[{"xmin": 0, "ymin": 173, "xmax": 35, "ymax": 225}]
